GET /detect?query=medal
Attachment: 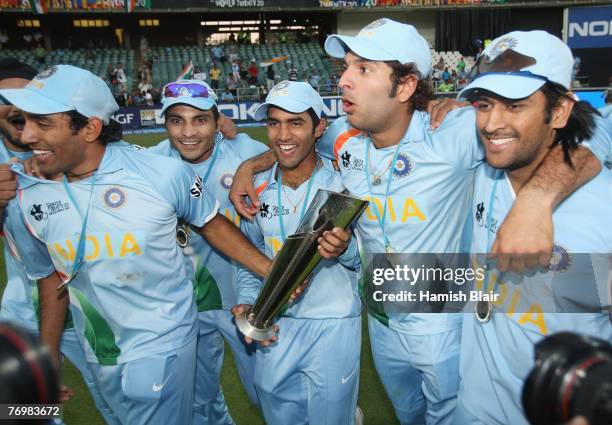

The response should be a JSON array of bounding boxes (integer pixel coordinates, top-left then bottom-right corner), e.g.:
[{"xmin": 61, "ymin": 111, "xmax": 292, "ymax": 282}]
[
  {"xmin": 475, "ymin": 299, "xmax": 492, "ymax": 323},
  {"xmin": 176, "ymin": 224, "xmax": 189, "ymax": 248},
  {"xmin": 385, "ymin": 245, "xmax": 396, "ymax": 254}
]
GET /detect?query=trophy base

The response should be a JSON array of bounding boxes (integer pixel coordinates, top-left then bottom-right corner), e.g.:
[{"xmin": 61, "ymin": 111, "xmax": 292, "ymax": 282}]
[{"xmin": 235, "ymin": 312, "xmax": 276, "ymax": 342}]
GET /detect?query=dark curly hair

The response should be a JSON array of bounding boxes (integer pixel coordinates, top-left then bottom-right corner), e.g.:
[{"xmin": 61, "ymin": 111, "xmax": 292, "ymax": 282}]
[
  {"xmin": 65, "ymin": 111, "xmax": 123, "ymax": 145},
  {"xmin": 386, "ymin": 61, "xmax": 435, "ymax": 111}
]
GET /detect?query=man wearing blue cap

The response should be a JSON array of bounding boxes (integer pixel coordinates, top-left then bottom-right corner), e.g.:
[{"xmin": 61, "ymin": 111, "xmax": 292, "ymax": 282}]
[
  {"xmin": 0, "ymin": 58, "xmax": 119, "ymax": 424},
  {"xmin": 0, "ymin": 64, "xmax": 273, "ymax": 425},
  {"xmin": 148, "ymin": 79, "xmax": 268, "ymax": 424},
  {"xmin": 453, "ymin": 30, "xmax": 612, "ymax": 425},
  {"xmin": 229, "ymin": 19, "xmax": 609, "ymax": 425},
  {"xmin": 232, "ymin": 81, "xmax": 363, "ymax": 425}
]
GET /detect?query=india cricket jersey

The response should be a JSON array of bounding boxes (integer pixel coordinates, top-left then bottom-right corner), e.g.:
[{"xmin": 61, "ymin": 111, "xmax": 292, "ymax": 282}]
[
  {"xmin": 317, "ymin": 109, "xmax": 483, "ymax": 333},
  {"xmin": 0, "ymin": 140, "xmax": 53, "ymax": 331},
  {"xmin": 149, "ymin": 133, "xmax": 268, "ymax": 311},
  {"xmin": 238, "ymin": 159, "xmax": 361, "ymax": 319},
  {"xmin": 458, "ymin": 163, "xmax": 612, "ymax": 425},
  {"xmin": 13, "ymin": 143, "xmax": 219, "ymax": 365}
]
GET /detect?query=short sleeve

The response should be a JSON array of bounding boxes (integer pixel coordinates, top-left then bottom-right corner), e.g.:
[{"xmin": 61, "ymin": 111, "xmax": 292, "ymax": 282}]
[
  {"xmin": 581, "ymin": 116, "xmax": 612, "ymax": 166},
  {"xmin": 429, "ymin": 107, "xmax": 484, "ymax": 170},
  {"xmin": 233, "ymin": 133, "xmax": 269, "ymax": 160},
  {"xmin": 154, "ymin": 157, "xmax": 219, "ymax": 227},
  {"xmin": 317, "ymin": 117, "xmax": 360, "ymax": 161},
  {"xmin": 3, "ymin": 200, "xmax": 55, "ymax": 280},
  {"xmin": 236, "ymin": 217, "xmax": 265, "ymax": 305}
]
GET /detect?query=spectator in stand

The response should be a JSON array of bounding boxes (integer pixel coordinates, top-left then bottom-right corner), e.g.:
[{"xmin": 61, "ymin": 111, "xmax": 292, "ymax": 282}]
[
  {"xmin": 211, "ymin": 45, "xmax": 226, "ymax": 63},
  {"xmin": 457, "ymin": 56, "xmax": 466, "ymax": 74},
  {"xmin": 144, "ymin": 89, "xmax": 154, "ymax": 106},
  {"xmin": 229, "ymin": 33, "xmax": 236, "ymax": 44},
  {"xmin": 325, "ymin": 75, "xmax": 334, "ymax": 94},
  {"xmin": 247, "ymin": 60, "xmax": 258, "ymax": 86},
  {"xmin": 308, "ymin": 70, "xmax": 321, "ymax": 91},
  {"xmin": 266, "ymin": 65, "xmax": 275, "ymax": 91},
  {"xmin": 107, "ymin": 64, "xmax": 117, "ymax": 88},
  {"xmin": 221, "ymin": 88, "xmax": 235, "ymax": 102},
  {"xmin": 131, "ymin": 88, "xmax": 142, "ymax": 106},
  {"xmin": 33, "ymin": 43, "xmax": 46, "ymax": 65},
  {"xmin": 228, "ymin": 44, "xmax": 238, "ymax": 62},
  {"xmin": 432, "ymin": 67, "xmax": 441, "ymax": 84},
  {"xmin": 441, "ymin": 67, "xmax": 450, "ymax": 83},
  {"xmin": 116, "ymin": 89, "xmax": 129, "ymax": 107},
  {"xmin": 288, "ymin": 64, "xmax": 299, "ymax": 81},
  {"xmin": 115, "ymin": 63, "xmax": 127, "ymax": 91},
  {"xmin": 209, "ymin": 63, "xmax": 221, "ymax": 90},
  {"xmin": 226, "ymin": 72, "xmax": 238, "ymax": 96},
  {"xmin": 231, "ymin": 60, "xmax": 241, "ymax": 82},
  {"xmin": 450, "ymin": 69, "xmax": 458, "ymax": 85},
  {"xmin": 434, "ymin": 56, "xmax": 444, "ymax": 71}
]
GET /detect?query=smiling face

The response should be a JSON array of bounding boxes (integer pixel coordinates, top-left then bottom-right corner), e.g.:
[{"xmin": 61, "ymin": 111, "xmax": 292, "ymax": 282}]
[
  {"xmin": 266, "ymin": 107, "xmax": 324, "ymax": 172},
  {"xmin": 165, "ymin": 104, "xmax": 218, "ymax": 164},
  {"xmin": 0, "ymin": 77, "xmax": 30, "ymax": 151},
  {"xmin": 21, "ymin": 112, "xmax": 90, "ymax": 177},
  {"xmin": 474, "ymin": 90, "xmax": 569, "ymax": 172}
]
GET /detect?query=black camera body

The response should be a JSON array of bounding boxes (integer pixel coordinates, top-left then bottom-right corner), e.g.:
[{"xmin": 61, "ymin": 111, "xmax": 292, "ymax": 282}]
[{"xmin": 522, "ymin": 332, "xmax": 612, "ymax": 425}]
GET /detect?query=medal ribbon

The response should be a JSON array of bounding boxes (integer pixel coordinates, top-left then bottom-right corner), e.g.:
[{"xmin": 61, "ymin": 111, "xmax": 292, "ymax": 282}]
[
  {"xmin": 364, "ymin": 138, "xmax": 402, "ymax": 252},
  {"xmin": 59, "ymin": 173, "xmax": 98, "ymax": 289},
  {"xmin": 276, "ymin": 164, "xmax": 317, "ymax": 242}
]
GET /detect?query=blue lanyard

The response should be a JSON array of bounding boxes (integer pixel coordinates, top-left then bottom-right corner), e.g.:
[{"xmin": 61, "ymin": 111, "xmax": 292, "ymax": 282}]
[
  {"xmin": 59, "ymin": 173, "xmax": 98, "ymax": 288},
  {"xmin": 202, "ymin": 143, "xmax": 220, "ymax": 183},
  {"xmin": 364, "ymin": 139, "xmax": 402, "ymax": 251},
  {"xmin": 276, "ymin": 165, "xmax": 317, "ymax": 242},
  {"xmin": 484, "ymin": 170, "xmax": 503, "ymax": 291}
]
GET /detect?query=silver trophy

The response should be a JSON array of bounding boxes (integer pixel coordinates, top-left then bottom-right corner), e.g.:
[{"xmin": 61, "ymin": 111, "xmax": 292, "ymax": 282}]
[{"xmin": 235, "ymin": 189, "xmax": 369, "ymax": 341}]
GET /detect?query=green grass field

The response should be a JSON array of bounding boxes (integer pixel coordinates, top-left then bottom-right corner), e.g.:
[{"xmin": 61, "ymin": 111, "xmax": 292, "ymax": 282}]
[{"xmin": 0, "ymin": 128, "xmax": 399, "ymax": 425}]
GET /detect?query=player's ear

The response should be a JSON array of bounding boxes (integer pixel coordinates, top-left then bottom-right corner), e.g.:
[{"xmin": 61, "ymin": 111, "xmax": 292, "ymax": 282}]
[
  {"xmin": 396, "ymin": 74, "xmax": 418, "ymax": 104},
  {"xmin": 314, "ymin": 117, "xmax": 327, "ymax": 139},
  {"xmin": 83, "ymin": 117, "xmax": 104, "ymax": 143},
  {"xmin": 550, "ymin": 95, "xmax": 574, "ymax": 130}
]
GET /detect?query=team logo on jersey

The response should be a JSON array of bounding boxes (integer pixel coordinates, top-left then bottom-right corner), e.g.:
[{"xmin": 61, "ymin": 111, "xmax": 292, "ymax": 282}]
[
  {"xmin": 190, "ymin": 175, "xmax": 204, "ymax": 198},
  {"xmin": 393, "ymin": 153, "xmax": 413, "ymax": 178},
  {"xmin": 29, "ymin": 204, "xmax": 48, "ymax": 221},
  {"xmin": 341, "ymin": 151, "xmax": 351, "ymax": 168},
  {"xmin": 220, "ymin": 173, "xmax": 233, "ymax": 190},
  {"xmin": 487, "ymin": 36, "xmax": 519, "ymax": 61},
  {"xmin": 475, "ymin": 202, "xmax": 485, "ymax": 222},
  {"xmin": 104, "ymin": 188, "xmax": 126, "ymax": 209},
  {"xmin": 259, "ymin": 202, "xmax": 288, "ymax": 220},
  {"xmin": 260, "ymin": 202, "xmax": 272, "ymax": 219},
  {"xmin": 340, "ymin": 150, "xmax": 364, "ymax": 172},
  {"xmin": 34, "ymin": 66, "xmax": 58, "ymax": 81},
  {"xmin": 548, "ymin": 244, "xmax": 571, "ymax": 272}
]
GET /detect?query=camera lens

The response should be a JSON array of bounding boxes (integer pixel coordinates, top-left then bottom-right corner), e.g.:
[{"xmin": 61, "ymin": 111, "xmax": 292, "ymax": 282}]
[{"xmin": 522, "ymin": 332, "xmax": 612, "ymax": 425}]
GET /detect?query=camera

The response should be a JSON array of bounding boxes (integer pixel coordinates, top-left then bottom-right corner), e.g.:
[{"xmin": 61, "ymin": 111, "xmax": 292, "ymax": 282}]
[
  {"xmin": 522, "ymin": 332, "xmax": 612, "ymax": 425},
  {"xmin": 0, "ymin": 322, "xmax": 58, "ymax": 408}
]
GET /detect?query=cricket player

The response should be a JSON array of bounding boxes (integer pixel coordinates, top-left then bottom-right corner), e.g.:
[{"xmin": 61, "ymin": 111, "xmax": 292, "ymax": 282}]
[
  {"xmin": 229, "ymin": 19, "xmax": 609, "ymax": 425},
  {"xmin": 233, "ymin": 81, "xmax": 362, "ymax": 425},
  {"xmin": 148, "ymin": 79, "xmax": 267, "ymax": 424},
  {"xmin": 0, "ymin": 64, "xmax": 272, "ymax": 425},
  {"xmin": 0, "ymin": 58, "xmax": 118, "ymax": 424},
  {"xmin": 453, "ymin": 30, "xmax": 612, "ymax": 425}
]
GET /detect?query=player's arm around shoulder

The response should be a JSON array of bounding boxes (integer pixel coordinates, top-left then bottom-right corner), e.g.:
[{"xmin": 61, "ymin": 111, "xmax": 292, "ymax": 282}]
[
  {"xmin": 230, "ymin": 133, "xmax": 270, "ymax": 161},
  {"xmin": 317, "ymin": 116, "xmax": 356, "ymax": 161}
]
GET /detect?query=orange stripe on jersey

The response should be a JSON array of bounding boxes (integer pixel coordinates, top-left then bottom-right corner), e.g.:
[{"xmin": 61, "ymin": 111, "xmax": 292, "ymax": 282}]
[
  {"xmin": 333, "ymin": 128, "xmax": 361, "ymax": 161},
  {"xmin": 255, "ymin": 181, "xmax": 268, "ymax": 195}
]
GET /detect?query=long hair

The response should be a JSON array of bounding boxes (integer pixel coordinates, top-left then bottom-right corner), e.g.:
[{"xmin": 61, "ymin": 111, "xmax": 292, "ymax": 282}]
[
  {"xmin": 386, "ymin": 61, "xmax": 435, "ymax": 111},
  {"xmin": 65, "ymin": 111, "xmax": 122, "ymax": 145}
]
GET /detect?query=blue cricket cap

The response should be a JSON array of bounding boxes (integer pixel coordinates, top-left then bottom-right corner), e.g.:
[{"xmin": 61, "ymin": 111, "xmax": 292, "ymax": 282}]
[
  {"xmin": 254, "ymin": 81, "xmax": 324, "ymax": 121},
  {"xmin": 0, "ymin": 64, "xmax": 119, "ymax": 124}
]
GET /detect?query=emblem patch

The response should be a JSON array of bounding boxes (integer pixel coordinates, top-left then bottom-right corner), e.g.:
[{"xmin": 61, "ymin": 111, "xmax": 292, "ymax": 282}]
[
  {"xmin": 393, "ymin": 152, "xmax": 414, "ymax": 178},
  {"xmin": 104, "ymin": 188, "xmax": 126, "ymax": 209}
]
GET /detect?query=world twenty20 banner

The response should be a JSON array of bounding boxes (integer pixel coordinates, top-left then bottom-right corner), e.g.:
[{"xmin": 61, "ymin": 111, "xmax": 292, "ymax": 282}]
[{"xmin": 566, "ymin": 6, "xmax": 612, "ymax": 49}]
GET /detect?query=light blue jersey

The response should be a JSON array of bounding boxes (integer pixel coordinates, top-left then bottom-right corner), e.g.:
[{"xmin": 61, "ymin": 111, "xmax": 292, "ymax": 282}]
[
  {"xmin": 14, "ymin": 143, "xmax": 219, "ymax": 365},
  {"xmin": 238, "ymin": 158, "xmax": 362, "ymax": 425},
  {"xmin": 455, "ymin": 163, "xmax": 612, "ymax": 425},
  {"xmin": 582, "ymin": 115, "xmax": 612, "ymax": 166},
  {"xmin": 149, "ymin": 133, "xmax": 268, "ymax": 311},
  {"xmin": 149, "ymin": 132, "xmax": 267, "ymax": 423},
  {"xmin": 0, "ymin": 141, "xmax": 42, "ymax": 331},
  {"xmin": 238, "ymin": 159, "xmax": 361, "ymax": 319},
  {"xmin": 317, "ymin": 109, "xmax": 483, "ymax": 334}
]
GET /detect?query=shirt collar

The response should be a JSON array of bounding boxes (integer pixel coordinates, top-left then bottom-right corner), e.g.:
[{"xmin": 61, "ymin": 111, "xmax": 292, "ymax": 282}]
[{"xmin": 261, "ymin": 158, "xmax": 334, "ymax": 192}]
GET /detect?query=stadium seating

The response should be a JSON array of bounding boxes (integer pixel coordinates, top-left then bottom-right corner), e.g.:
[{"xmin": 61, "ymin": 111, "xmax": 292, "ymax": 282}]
[
  {"xmin": 150, "ymin": 43, "xmax": 335, "ymax": 90},
  {"xmin": 0, "ymin": 48, "xmax": 135, "ymax": 91}
]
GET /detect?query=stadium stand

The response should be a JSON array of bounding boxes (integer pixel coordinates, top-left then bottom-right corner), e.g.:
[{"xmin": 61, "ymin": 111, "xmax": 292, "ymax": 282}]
[{"xmin": 0, "ymin": 48, "xmax": 135, "ymax": 91}]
